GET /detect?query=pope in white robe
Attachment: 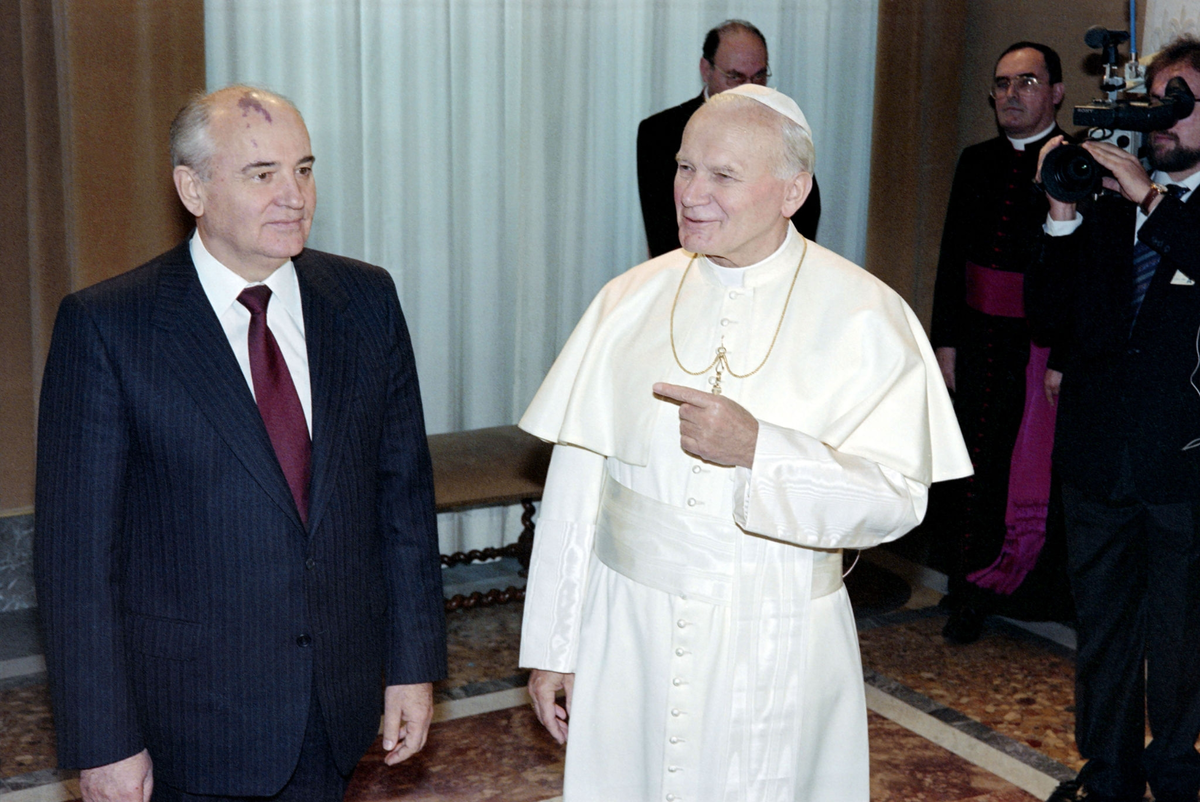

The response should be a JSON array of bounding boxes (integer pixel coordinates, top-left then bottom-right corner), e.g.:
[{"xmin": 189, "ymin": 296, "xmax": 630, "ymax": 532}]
[{"xmin": 519, "ymin": 85, "xmax": 972, "ymax": 802}]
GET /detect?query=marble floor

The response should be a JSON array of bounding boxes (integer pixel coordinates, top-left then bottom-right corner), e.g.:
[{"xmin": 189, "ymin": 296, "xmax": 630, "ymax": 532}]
[{"xmin": 0, "ymin": 550, "xmax": 1097, "ymax": 802}]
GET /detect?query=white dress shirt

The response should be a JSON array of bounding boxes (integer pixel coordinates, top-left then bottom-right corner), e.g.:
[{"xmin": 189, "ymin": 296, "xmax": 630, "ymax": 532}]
[{"xmin": 190, "ymin": 232, "xmax": 313, "ymax": 433}]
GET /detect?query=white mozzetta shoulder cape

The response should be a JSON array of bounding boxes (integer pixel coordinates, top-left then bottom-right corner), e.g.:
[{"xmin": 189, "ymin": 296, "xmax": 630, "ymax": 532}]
[{"xmin": 521, "ymin": 230, "xmax": 971, "ymax": 487}]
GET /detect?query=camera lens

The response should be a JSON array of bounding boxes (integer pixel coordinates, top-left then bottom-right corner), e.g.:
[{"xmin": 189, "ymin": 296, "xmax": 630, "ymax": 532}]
[{"xmin": 1041, "ymin": 144, "xmax": 1100, "ymax": 202}]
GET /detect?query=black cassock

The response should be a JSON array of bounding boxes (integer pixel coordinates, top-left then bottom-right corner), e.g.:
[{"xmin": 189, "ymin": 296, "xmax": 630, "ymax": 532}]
[{"xmin": 930, "ymin": 129, "xmax": 1071, "ymax": 621}]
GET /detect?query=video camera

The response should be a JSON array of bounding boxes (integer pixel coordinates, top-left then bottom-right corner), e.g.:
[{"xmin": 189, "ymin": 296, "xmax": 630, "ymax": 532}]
[{"xmin": 1040, "ymin": 25, "xmax": 1196, "ymax": 202}]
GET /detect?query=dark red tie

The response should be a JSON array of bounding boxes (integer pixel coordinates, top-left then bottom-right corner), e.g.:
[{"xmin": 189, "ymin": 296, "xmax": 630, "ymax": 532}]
[{"xmin": 237, "ymin": 286, "xmax": 311, "ymax": 525}]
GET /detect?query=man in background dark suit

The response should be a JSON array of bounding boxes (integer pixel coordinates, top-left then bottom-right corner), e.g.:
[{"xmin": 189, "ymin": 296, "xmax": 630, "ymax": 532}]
[
  {"xmin": 1029, "ymin": 37, "xmax": 1200, "ymax": 802},
  {"xmin": 35, "ymin": 85, "xmax": 445, "ymax": 801},
  {"xmin": 636, "ymin": 19, "xmax": 821, "ymax": 257}
]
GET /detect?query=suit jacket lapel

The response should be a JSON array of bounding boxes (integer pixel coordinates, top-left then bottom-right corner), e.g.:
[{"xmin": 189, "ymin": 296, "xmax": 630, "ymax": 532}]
[
  {"xmin": 151, "ymin": 243, "xmax": 306, "ymax": 533},
  {"xmin": 295, "ymin": 251, "xmax": 356, "ymax": 537}
]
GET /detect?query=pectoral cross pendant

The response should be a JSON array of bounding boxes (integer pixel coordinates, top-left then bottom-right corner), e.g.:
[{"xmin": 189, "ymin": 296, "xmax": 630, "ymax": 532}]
[{"xmin": 712, "ymin": 344, "xmax": 728, "ymax": 395}]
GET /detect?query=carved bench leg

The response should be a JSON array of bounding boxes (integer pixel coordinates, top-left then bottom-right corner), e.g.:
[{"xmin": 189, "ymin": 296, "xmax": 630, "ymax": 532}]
[
  {"xmin": 439, "ymin": 499, "xmax": 537, "ymax": 611},
  {"xmin": 517, "ymin": 499, "xmax": 536, "ymax": 570},
  {"xmin": 445, "ymin": 586, "xmax": 526, "ymax": 612}
]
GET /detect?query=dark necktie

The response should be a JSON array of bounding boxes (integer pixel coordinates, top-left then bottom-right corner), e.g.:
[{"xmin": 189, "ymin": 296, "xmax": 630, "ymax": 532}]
[
  {"xmin": 1131, "ymin": 184, "xmax": 1189, "ymax": 323},
  {"xmin": 237, "ymin": 285, "xmax": 311, "ymax": 525}
]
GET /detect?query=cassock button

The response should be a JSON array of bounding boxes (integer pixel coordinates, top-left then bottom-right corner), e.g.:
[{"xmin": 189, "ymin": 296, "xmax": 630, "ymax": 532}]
[
  {"xmin": 692, "ymin": 465, "xmax": 701, "ymax": 474},
  {"xmin": 676, "ymin": 648, "xmax": 686, "ymax": 656},
  {"xmin": 305, "ymin": 558, "xmax": 316, "ymax": 570},
  {"xmin": 296, "ymin": 634, "xmax": 312, "ymax": 647},
  {"xmin": 687, "ymin": 498, "xmax": 697, "ymax": 507},
  {"xmin": 677, "ymin": 619, "xmax": 687, "ymax": 628}
]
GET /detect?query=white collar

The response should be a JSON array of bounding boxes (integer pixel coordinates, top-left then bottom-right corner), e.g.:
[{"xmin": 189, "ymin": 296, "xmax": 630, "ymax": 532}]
[
  {"xmin": 1006, "ymin": 122, "xmax": 1058, "ymax": 151},
  {"xmin": 700, "ymin": 225, "xmax": 800, "ymax": 288},
  {"xmin": 190, "ymin": 232, "xmax": 304, "ymax": 326}
]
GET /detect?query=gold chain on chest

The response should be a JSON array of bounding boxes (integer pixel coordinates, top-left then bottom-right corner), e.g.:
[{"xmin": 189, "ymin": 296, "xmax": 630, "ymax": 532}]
[{"xmin": 669, "ymin": 239, "xmax": 807, "ymax": 395}]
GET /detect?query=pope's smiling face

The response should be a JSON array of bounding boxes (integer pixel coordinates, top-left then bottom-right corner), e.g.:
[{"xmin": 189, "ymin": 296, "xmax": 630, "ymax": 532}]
[
  {"xmin": 673, "ymin": 102, "xmax": 804, "ymax": 267},
  {"xmin": 181, "ymin": 89, "xmax": 316, "ymax": 281}
]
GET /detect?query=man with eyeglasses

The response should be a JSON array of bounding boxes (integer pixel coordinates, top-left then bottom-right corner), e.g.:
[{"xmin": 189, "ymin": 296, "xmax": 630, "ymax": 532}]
[
  {"xmin": 636, "ymin": 19, "xmax": 821, "ymax": 257},
  {"xmin": 1028, "ymin": 35, "xmax": 1200, "ymax": 802},
  {"xmin": 931, "ymin": 41, "xmax": 1072, "ymax": 646}
]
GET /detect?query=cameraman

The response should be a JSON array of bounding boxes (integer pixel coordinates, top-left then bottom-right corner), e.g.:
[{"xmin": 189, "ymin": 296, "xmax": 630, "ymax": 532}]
[
  {"xmin": 1030, "ymin": 35, "xmax": 1200, "ymax": 802},
  {"xmin": 932, "ymin": 42, "xmax": 1069, "ymax": 645}
]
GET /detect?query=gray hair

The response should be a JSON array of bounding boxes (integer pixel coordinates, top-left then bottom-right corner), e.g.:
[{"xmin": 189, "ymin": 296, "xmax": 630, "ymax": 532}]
[
  {"xmin": 704, "ymin": 92, "xmax": 815, "ymax": 177},
  {"xmin": 169, "ymin": 85, "xmax": 300, "ymax": 180}
]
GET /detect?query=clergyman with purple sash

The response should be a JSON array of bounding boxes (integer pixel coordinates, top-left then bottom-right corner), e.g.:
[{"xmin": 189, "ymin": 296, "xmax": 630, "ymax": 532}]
[{"xmin": 930, "ymin": 41, "xmax": 1075, "ymax": 644}]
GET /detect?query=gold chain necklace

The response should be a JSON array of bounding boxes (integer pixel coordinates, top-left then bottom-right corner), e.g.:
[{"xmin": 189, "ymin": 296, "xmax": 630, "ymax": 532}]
[{"xmin": 669, "ymin": 238, "xmax": 807, "ymax": 395}]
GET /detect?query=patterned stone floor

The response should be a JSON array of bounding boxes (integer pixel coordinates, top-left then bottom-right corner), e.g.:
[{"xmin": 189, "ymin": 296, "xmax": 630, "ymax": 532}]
[
  {"xmin": 0, "ymin": 679, "xmax": 55, "ymax": 779},
  {"xmin": 0, "ymin": 554, "xmax": 1085, "ymax": 800},
  {"xmin": 859, "ymin": 614, "xmax": 1081, "ymax": 771}
]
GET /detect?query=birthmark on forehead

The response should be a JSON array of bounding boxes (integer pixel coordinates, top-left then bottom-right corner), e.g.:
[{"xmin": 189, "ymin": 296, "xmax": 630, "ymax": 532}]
[{"xmin": 237, "ymin": 94, "xmax": 273, "ymax": 123}]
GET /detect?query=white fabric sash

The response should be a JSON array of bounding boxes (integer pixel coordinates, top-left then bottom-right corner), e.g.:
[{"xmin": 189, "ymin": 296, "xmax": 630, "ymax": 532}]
[
  {"xmin": 594, "ymin": 477, "xmax": 843, "ymax": 604},
  {"xmin": 593, "ymin": 477, "xmax": 842, "ymax": 800}
]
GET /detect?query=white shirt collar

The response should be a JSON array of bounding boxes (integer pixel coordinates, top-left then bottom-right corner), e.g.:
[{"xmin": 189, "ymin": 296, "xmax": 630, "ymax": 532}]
[
  {"xmin": 1006, "ymin": 122, "xmax": 1058, "ymax": 151},
  {"xmin": 1151, "ymin": 167, "xmax": 1200, "ymax": 199},
  {"xmin": 190, "ymin": 232, "xmax": 304, "ymax": 327},
  {"xmin": 703, "ymin": 225, "xmax": 797, "ymax": 288}
]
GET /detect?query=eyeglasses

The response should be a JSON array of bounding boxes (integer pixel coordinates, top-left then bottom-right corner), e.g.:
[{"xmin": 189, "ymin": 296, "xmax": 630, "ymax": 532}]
[
  {"xmin": 708, "ymin": 61, "xmax": 770, "ymax": 86},
  {"xmin": 990, "ymin": 75, "xmax": 1045, "ymax": 98}
]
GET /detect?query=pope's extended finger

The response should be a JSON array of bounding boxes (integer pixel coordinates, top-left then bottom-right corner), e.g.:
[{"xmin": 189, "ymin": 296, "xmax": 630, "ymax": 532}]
[{"xmin": 654, "ymin": 382, "xmax": 711, "ymax": 406}]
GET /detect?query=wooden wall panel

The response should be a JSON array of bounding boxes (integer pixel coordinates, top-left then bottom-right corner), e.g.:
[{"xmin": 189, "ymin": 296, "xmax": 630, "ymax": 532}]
[
  {"xmin": 56, "ymin": 0, "xmax": 203, "ymax": 290},
  {"xmin": 864, "ymin": 0, "xmax": 968, "ymax": 326},
  {"xmin": 1, "ymin": 0, "xmax": 68, "ymax": 512},
  {"xmin": 0, "ymin": 0, "xmax": 37, "ymax": 512},
  {"xmin": 0, "ymin": 0, "xmax": 203, "ymax": 513}
]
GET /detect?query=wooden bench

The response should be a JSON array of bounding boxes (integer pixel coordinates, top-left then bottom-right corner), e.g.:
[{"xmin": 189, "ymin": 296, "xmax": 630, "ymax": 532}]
[{"xmin": 427, "ymin": 425, "xmax": 553, "ymax": 611}]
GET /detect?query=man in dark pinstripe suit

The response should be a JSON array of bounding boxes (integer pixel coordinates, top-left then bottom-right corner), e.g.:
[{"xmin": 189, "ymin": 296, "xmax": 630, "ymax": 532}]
[{"xmin": 34, "ymin": 85, "xmax": 445, "ymax": 801}]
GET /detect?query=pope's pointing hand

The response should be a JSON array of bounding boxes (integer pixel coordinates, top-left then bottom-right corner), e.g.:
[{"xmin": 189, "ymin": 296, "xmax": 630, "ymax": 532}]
[{"xmin": 653, "ymin": 382, "xmax": 758, "ymax": 469}]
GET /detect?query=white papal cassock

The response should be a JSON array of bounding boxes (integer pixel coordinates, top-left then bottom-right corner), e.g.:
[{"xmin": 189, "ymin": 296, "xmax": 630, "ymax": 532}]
[{"xmin": 519, "ymin": 226, "xmax": 971, "ymax": 802}]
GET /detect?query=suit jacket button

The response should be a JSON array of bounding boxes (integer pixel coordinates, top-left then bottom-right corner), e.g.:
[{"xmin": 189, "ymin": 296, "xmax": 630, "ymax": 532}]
[
  {"xmin": 296, "ymin": 634, "xmax": 312, "ymax": 647},
  {"xmin": 305, "ymin": 558, "xmax": 315, "ymax": 570}
]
